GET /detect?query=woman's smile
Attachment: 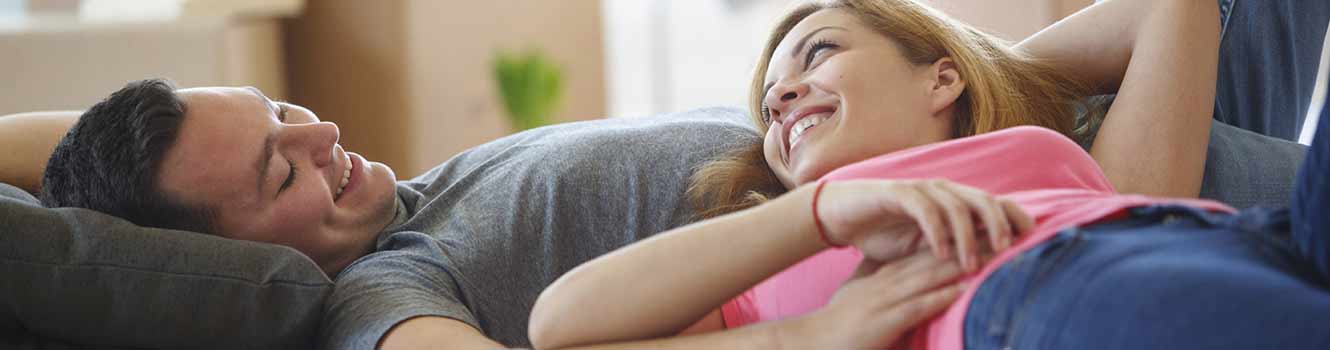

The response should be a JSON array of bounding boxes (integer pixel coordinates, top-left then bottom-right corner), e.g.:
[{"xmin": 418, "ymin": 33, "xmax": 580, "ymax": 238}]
[{"xmin": 788, "ymin": 109, "xmax": 837, "ymax": 167}]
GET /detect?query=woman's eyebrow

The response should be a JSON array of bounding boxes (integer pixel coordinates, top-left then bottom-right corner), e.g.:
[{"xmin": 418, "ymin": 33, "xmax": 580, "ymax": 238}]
[
  {"xmin": 764, "ymin": 26, "xmax": 849, "ymax": 92},
  {"xmin": 789, "ymin": 26, "xmax": 847, "ymax": 59}
]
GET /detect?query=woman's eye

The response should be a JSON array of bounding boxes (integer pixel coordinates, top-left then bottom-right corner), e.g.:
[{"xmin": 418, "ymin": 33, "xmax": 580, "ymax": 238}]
[
  {"xmin": 760, "ymin": 104, "xmax": 773, "ymax": 125},
  {"xmin": 804, "ymin": 39, "xmax": 839, "ymax": 68}
]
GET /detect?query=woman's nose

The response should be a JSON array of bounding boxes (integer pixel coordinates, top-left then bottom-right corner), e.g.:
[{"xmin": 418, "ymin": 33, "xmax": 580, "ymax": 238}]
[{"xmin": 764, "ymin": 81, "xmax": 809, "ymax": 122}]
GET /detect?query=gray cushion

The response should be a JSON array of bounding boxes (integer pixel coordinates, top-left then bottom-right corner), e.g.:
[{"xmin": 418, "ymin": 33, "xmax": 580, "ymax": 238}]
[
  {"xmin": 1200, "ymin": 119, "xmax": 1308, "ymax": 208},
  {"xmin": 1077, "ymin": 98, "xmax": 1307, "ymax": 208},
  {"xmin": 0, "ymin": 182, "xmax": 332, "ymax": 349}
]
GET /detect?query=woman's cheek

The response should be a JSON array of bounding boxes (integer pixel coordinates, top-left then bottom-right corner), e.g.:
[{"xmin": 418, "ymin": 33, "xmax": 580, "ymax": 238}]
[{"xmin": 763, "ymin": 126, "xmax": 797, "ymax": 189}]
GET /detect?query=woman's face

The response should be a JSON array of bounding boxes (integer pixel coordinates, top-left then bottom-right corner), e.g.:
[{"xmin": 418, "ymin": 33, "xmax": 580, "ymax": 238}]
[{"xmin": 761, "ymin": 8, "xmax": 964, "ymax": 188}]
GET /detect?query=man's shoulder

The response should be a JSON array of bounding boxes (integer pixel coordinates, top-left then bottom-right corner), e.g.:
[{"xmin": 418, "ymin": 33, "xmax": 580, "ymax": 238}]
[{"xmin": 401, "ymin": 108, "xmax": 756, "ymax": 193}]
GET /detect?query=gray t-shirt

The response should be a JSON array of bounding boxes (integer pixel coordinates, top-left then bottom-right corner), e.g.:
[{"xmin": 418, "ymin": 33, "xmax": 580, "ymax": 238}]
[{"xmin": 319, "ymin": 109, "xmax": 755, "ymax": 349}]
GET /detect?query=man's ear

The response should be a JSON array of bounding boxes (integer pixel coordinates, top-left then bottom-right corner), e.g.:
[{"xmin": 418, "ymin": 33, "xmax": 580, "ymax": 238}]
[{"xmin": 928, "ymin": 57, "xmax": 966, "ymax": 115}]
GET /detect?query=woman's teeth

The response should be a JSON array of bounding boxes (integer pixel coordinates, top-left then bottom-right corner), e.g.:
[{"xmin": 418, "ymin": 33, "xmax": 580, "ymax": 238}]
[
  {"xmin": 790, "ymin": 113, "xmax": 830, "ymax": 147},
  {"xmin": 336, "ymin": 154, "xmax": 352, "ymax": 197}
]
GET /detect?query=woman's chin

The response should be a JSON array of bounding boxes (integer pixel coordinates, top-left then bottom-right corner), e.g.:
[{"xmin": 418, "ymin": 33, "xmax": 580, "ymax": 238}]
[{"xmin": 792, "ymin": 166, "xmax": 831, "ymax": 187}]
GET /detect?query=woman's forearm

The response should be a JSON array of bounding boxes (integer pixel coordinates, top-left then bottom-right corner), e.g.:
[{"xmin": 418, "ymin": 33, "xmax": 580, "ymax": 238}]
[
  {"xmin": 1018, "ymin": 0, "xmax": 1220, "ymax": 197},
  {"xmin": 555, "ymin": 316, "xmax": 812, "ymax": 350},
  {"xmin": 1016, "ymin": 0, "xmax": 1140, "ymax": 94},
  {"xmin": 0, "ymin": 111, "xmax": 80, "ymax": 194},
  {"xmin": 529, "ymin": 185, "xmax": 826, "ymax": 349}
]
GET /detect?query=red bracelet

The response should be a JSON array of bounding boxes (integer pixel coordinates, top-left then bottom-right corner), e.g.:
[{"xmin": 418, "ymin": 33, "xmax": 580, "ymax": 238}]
[{"xmin": 812, "ymin": 181, "xmax": 845, "ymax": 248}]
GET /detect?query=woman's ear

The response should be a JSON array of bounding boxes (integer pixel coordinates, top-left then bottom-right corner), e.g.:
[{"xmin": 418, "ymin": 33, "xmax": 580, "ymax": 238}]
[{"xmin": 928, "ymin": 57, "xmax": 966, "ymax": 114}]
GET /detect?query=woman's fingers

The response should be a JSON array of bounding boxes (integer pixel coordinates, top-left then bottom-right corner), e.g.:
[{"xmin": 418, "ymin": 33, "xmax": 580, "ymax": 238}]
[
  {"xmin": 855, "ymin": 251, "xmax": 966, "ymax": 344},
  {"xmin": 902, "ymin": 181, "xmax": 1029, "ymax": 271},
  {"xmin": 1002, "ymin": 198, "xmax": 1035, "ymax": 234},
  {"xmin": 922, "ymin": 181, "xmax": 978, "ymax": 271},
  {"xmin": 823, "ymin": 247, "xmax": 977, "ymax": 349},
  {"xmin": 830, "ymin": 180, "xmax": 1032, "ymax": 270},
  {"xmin": 870, "ymin": 283, "xmax": 964, "ymax": 341},
  {"xmin": 850, "ymin": 259, "xmax": 885, "ymax": 280},
  {"xmin": 871, "ymin": 251, "xmax": 965, "ymax": 302},
  {"xmin": 949, "ymin": 184, "xmax": 1014, "ymax": 252},
  {"xmin": 897, "ymin": 185, "xmax": 950, "ymax": 260}
]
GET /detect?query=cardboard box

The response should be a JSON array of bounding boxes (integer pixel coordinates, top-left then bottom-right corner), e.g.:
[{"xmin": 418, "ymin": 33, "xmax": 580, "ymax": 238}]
[
  {"xmin": 284, "ymin": 0, "xmax": 606, "ymax": 178},
  {"xmin": 0, "ymin": 0, "xmax": 302, "ymax": 113}
]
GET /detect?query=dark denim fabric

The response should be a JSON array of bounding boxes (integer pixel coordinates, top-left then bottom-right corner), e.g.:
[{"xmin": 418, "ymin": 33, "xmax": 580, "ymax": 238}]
[
  {"xmin": 1292, "ymin": 71, "xmax": 1330, "ymax": 284},
  {"xmin": 964, "ymin": 205, "xmax": 1330, "ymax": 349},
  {"xmin": 1214, "ymin": 0, "xmax": 1330, "ymax": 140}
]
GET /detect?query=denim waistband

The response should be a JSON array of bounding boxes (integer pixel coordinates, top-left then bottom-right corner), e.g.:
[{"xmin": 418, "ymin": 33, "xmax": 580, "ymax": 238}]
[{"xmin": 1108, "ymin": 204, "xmax": 1290, "ymax": 236}]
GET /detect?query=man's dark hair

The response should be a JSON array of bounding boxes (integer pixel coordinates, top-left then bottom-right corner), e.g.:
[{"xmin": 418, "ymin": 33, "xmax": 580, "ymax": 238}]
[{"xmin": 41, "ymin": 78, "xmax": 217, "ymax": 234}]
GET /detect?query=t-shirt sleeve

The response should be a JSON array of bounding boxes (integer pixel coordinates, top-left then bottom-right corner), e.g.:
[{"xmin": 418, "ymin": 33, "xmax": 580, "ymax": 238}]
[
  {"xmin": 319, "ymin": 231, "xmax": 481, "ymax": 350},
  {"xmin": 0, "ymin": 182, "xmax": 40, "ymax": 204}
]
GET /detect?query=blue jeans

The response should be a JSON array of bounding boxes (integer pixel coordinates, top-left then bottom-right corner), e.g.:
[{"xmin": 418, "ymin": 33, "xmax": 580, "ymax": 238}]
[
  {"xmin": 963, "ymin": 63, "xmax": 1330, "ymax": 350},
  {"xmin": 1214, "ymin": 0, "xmax": 1330, "ymax": 140},
  {"xmin": 965, "ymin": 206, "xmax": 1330, "ymax": 349}
]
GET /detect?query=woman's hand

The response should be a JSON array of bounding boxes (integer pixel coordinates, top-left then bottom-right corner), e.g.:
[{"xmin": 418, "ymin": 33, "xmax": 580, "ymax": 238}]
[
  {"xmin": 792, "ymin": 249, "xmax": 970, "ymax": 349},
  {"xmin": 815, "ymin": 179, "xmax": 1033, "ymax": 271}
]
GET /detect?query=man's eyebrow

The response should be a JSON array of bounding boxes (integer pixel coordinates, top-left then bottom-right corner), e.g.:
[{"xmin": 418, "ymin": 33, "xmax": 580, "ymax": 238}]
[
  {"xmin": 245, "ymin": 86, "xmax": 276, "ymax": 113},
  {"xmin": 256, "ymin": 131, "xmax": 276, "ymax": 197},
  {"xmin": 246, "ymin": 86, "xmax": 279, "ymax": 197}
]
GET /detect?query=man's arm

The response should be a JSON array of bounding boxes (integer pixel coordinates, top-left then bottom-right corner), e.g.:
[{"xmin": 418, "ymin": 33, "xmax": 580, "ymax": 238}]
[
  {"xmin": 0, "ymin": 111, "xmax": 80, "ymax": 194},
  {"xmin": 1018, "ymin": 0, "xmax": 1220, "ymax": 197}
]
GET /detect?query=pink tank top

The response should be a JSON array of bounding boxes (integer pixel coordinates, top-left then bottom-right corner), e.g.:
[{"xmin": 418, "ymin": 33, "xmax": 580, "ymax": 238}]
[{"xmin": 719, "ymin": 126, "xmax": 1233, "ymax": 350}]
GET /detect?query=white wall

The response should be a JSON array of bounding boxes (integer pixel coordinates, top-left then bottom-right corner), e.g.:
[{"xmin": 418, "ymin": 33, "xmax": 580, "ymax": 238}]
[
  {"xmin": 1, "ymin": 0, "xmax": 25, "ymax": 24},
  {"xmin": 602, "ymin": 0, "xmax": 797, "ymax": 117},
  {"xmin": 601, "ymin": 0, "xmax": 1090, "ymax": 118}
]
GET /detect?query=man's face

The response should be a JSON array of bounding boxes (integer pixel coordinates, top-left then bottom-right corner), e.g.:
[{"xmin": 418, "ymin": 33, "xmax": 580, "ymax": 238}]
[{"xmin": 159, "ymin": 87, "xmax": 398, "ymax": 275}]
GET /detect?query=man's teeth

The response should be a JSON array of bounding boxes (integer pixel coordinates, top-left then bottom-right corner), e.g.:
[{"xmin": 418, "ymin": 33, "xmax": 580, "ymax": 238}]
[
  {"xmin": 790, "ymin": 113, "xmax": 830, "ymax": 146},
  {"xmin": 336, "ymin": 154, "xmax": 352, "ymax": 196}
]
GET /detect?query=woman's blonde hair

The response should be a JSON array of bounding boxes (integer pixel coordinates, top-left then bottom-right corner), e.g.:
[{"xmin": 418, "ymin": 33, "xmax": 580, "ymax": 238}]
[{"xmin": 687, "ymin": 0, "xmax": 1096, "ymax": 219}]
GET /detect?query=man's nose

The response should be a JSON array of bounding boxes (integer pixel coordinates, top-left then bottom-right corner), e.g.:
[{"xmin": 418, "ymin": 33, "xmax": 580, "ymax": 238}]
[{"xmin": 287, "ymin": 121, "xmax": 340, "ymax": 167}]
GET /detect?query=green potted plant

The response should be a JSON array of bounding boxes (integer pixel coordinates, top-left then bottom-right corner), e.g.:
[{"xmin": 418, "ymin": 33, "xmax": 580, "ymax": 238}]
[{"xmin": 493, "ymin": 49, "xmax": 565, "ymax": 131}]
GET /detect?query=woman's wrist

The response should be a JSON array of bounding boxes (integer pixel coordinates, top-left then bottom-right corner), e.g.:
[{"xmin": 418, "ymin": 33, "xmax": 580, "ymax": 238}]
[
  {"xmin": 757, "ymin": 183, "xmax": 838, "ymax": 253},
  {"xmin": 811, "ymin": 181, "xmax": 848, "ymax": 248},
  {"xmin": 771, "ymin": 312, "xmax": 826, "ymax": 349}
]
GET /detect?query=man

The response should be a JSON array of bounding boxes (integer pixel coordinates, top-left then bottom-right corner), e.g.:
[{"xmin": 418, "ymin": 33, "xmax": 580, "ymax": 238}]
[{"xmin": 40, "ymin": 81, "xmax": 398, "ymax": 275}]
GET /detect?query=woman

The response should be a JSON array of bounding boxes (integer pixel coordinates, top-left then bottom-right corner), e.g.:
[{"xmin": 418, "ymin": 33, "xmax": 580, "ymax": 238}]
[{"xmin": 530, "ymin": 0, "xmax": 1329, "ymax": 349}]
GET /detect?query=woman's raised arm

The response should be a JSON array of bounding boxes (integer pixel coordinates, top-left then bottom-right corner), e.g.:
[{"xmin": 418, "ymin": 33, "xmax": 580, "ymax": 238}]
[
  {"xmin": 0, "ymin": 111, "xmax": 79, "ymax": 194},
  {"xmin": 1017, "ymin": 0, "xmax": 1221, "ymax": 197}
]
